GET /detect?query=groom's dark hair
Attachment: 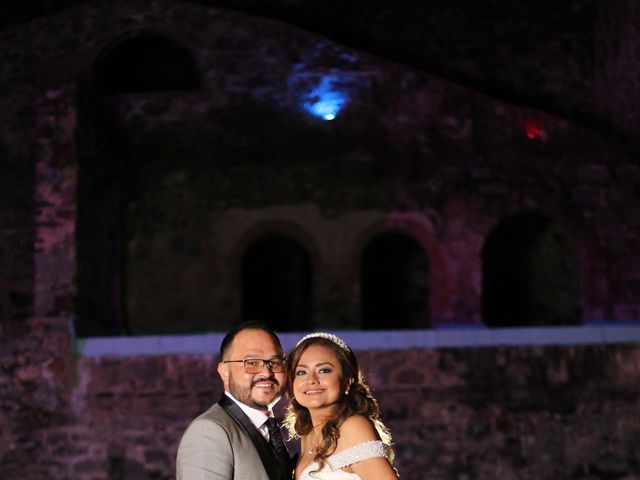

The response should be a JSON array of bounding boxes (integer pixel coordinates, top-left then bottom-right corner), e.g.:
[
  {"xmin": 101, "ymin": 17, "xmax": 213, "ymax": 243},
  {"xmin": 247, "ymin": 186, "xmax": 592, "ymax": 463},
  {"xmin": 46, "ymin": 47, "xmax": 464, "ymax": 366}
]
[{"xmin": 219, "ymin": 319, "xmax": 282, "ymax": 360}]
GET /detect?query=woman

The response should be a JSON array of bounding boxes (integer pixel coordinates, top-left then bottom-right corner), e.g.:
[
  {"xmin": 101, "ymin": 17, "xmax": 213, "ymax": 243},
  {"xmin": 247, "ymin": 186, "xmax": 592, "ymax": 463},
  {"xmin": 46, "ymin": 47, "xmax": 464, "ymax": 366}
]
[{"xmin": 284, "ymin": 332, "xmax": 398, "ymax": 479}]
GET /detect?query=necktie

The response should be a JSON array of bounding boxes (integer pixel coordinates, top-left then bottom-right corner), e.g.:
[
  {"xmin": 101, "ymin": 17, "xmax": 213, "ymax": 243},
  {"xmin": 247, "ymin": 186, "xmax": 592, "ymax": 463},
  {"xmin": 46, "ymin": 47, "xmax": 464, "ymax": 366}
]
[{"xmin": 265, "ymin": 417, "xmax": 289, "ymax": 466}]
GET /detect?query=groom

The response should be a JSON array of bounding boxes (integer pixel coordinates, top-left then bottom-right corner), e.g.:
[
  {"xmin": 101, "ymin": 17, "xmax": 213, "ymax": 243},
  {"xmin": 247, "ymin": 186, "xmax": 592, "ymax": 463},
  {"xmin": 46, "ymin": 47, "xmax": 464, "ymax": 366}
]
[{"xmin": 176, "ymin": 320, "xmax": 293, "ymax": 480}]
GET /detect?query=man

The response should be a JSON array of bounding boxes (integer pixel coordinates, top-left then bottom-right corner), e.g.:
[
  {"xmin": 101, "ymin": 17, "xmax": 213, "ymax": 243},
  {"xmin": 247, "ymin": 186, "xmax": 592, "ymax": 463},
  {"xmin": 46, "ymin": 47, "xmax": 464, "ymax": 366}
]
[{"xmin": 176, "ymin": 320, "xmax": 293, "ymax": 480}]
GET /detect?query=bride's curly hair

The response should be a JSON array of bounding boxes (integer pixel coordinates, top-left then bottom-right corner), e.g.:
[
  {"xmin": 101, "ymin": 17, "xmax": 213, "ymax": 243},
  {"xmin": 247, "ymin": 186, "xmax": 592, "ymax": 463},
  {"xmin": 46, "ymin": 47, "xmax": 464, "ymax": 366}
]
[{"xmin": 283, "ymin": 334, "xmax": 394, "ymax": 473}]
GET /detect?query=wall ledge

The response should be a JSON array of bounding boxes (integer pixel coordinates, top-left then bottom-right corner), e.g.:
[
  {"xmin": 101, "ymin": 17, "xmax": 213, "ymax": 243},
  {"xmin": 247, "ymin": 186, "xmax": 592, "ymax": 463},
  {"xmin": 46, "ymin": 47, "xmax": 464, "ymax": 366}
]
[{"xmin": 76, "ymin": 323, "xmax": 640, "ymax": 357}]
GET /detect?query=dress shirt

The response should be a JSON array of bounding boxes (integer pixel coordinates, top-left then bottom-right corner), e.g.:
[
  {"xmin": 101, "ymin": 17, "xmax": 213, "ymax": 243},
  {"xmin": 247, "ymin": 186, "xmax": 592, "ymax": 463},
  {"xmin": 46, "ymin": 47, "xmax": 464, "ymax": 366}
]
[{"xmin": 224, "ymin": 391, "xmax": 273, "ymax": 441}]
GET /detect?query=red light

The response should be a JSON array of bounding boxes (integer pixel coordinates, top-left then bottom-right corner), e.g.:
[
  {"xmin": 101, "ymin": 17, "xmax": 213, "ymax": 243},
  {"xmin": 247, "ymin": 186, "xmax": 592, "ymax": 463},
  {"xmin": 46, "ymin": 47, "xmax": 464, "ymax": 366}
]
[{"xmin": 524, "ymin": 119, "xmax": 545, "ymax": 140}]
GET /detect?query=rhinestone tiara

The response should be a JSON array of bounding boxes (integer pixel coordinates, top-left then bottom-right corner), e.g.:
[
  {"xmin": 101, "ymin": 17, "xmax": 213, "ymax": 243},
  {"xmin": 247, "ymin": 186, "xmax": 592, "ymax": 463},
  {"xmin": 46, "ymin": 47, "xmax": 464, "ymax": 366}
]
[{"xmin": 296, "ymin": 332, "xmax": 350, "ymax": 352}]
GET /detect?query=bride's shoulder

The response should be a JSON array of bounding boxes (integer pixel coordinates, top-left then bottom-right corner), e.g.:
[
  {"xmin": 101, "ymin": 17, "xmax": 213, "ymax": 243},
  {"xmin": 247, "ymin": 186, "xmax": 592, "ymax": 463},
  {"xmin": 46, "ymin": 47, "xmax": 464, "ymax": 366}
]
[{"xmin": 337, "ymin": 415, "xmax": 378, "ymax": 448}]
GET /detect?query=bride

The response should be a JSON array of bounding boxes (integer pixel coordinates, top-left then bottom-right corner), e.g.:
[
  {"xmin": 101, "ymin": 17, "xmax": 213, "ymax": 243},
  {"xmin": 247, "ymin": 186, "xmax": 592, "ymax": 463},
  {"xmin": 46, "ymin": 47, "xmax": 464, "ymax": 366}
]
[{"xmin": 283, "ymin": 333, "xmax": 399, "ymax": 479}]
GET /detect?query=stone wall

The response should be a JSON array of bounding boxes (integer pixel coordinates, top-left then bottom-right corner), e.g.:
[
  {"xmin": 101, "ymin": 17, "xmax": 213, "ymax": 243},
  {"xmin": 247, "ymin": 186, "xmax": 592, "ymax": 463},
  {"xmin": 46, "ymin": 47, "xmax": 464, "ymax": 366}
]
[
  {"xmin": 594, "ymin": 0, "xmax": 640, "ymax": 139},
  {"xmin": 0, "ymin": 60, "xmax": 36, "ymax": 322},
  {"xmin": 2, "ymin": 318, "xmax": 639, "ymax": 479},
  {"xmin": 1, "ymin": 3, "xmax": 640, "ymax": 478},
  {"xmin": 1, "ymin": 0, "xmax": 638, "ymax": 335}
]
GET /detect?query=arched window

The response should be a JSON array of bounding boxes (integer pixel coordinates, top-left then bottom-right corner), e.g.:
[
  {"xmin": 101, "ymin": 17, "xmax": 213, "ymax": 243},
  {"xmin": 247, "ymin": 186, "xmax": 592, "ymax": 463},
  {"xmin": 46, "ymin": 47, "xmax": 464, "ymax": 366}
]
[
  {"xmin": 95, "ymin": 34, "xmax": 200, "ymax": 93},
  {"xmin": 361, "ymin": 232, "xmax": 430, "ymax": 329},
  {"xmin": 242, "ymin": 236, "xmax": 313, "ymax": 332},
  {"xmin": 482, "ymin": 212, "xmax": 581, "ymax": 327}
]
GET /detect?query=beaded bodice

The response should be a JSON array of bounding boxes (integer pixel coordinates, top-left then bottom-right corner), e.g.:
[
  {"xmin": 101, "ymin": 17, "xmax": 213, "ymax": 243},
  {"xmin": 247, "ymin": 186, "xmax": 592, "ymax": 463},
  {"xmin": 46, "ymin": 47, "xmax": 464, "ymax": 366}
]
[{"xmin": 297, "ymin": 440, "xmax": 390, "ymax": 480}]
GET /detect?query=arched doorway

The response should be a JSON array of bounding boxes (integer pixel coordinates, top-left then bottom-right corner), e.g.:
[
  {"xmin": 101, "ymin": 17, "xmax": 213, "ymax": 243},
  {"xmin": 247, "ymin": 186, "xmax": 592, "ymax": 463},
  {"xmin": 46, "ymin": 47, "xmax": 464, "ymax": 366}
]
[
  {"xmin": 482, "ymin": 212, "xmax": 581, "ymax": 327},
  {"xmin": 76, "ymin": 33, "xmax": 201, "ymax": 336},
  {"xmin": 242, "ymin": 235, "xmax": 313, "ymax": 331},
  {"xmin": 361, "ymin": 232, "xmax": 430, "ymax": 329},
  {"xmin": 95, "ymin": 34, "xmax": 200, "ymax": 93}
]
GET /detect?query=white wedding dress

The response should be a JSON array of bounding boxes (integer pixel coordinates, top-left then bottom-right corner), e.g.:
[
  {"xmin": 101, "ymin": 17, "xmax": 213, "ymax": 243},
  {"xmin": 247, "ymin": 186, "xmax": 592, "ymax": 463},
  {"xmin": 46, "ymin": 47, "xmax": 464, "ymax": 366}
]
[{"xmin": 297, "ymin": 440, "xmax": 391, "ymax": 480}]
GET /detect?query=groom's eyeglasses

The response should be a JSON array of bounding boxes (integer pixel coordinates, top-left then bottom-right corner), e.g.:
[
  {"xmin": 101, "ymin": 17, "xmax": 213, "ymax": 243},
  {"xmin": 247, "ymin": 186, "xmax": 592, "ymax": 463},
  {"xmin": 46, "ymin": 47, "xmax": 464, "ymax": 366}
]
[{"xmin": 223, "ymin": 358, "xmax": 286, "ymax": 374}]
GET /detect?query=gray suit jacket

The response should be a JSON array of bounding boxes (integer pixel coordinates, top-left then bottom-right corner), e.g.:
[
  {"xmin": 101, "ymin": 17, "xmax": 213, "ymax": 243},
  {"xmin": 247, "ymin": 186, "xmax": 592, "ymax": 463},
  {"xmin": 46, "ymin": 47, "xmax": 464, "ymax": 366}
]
[{"xmin": 176, "ymin": 396, "xmax": 291, "ymax": 480}]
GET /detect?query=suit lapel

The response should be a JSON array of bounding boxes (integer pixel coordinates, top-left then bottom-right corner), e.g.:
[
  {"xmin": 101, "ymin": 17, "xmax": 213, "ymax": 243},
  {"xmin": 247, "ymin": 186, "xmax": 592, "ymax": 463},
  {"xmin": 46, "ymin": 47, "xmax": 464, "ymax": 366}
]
[{"xmin": 218, "ymin": 395, "xmax": 286, "ymax": 480}]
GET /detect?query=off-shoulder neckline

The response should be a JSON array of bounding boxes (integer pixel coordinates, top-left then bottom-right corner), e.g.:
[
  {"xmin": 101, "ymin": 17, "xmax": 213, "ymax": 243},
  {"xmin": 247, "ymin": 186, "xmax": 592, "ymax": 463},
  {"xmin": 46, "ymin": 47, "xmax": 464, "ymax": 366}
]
[{"xmin": 298, "ymin": 439, "xmax": 387, "ymax": 478}]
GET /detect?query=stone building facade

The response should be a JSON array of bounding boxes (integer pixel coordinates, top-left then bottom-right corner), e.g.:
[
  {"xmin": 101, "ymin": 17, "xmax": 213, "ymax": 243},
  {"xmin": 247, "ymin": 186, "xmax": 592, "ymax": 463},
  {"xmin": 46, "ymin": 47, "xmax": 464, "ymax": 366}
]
[{"xmin": 1, "ymin": 0, "xmax": 639, "ymax": 478}]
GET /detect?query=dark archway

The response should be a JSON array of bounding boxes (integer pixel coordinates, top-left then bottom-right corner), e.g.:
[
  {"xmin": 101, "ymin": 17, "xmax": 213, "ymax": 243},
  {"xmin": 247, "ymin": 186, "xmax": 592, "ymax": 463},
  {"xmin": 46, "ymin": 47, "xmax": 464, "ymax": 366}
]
[
  {"xmin": 361, "ymin": 232, "xmax": 430, "ymax": 329},
  {"xmin": 75, "ymin": 81, "xmax": 135, "ymax": 337},
  {"xmin": 242, "ymin": 235, "xmax": 313, "ymax": 332},
  {"xmin": 95, "ymin": 34, "xmax": 200, "ymax": 93},
  {"xmin": 482, "ymin": 212, "xmax": 581, "ymax": 327}
]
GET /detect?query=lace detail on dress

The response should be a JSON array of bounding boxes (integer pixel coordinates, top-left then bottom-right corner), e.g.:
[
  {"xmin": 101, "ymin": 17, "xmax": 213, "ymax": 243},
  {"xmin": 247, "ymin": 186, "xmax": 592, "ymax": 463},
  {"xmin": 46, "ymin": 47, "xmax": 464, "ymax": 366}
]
[{"xmin": 326, "ymin": 440, "xmax": 389, "ymax": 470}]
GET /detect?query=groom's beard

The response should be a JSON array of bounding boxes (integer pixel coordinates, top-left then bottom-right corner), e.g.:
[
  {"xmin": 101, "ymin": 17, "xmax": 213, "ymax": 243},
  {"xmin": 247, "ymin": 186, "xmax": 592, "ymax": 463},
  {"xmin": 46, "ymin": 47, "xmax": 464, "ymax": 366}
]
[{"xmin": 228, "ymin": 373, "xmax": 282, "ymax": 410}]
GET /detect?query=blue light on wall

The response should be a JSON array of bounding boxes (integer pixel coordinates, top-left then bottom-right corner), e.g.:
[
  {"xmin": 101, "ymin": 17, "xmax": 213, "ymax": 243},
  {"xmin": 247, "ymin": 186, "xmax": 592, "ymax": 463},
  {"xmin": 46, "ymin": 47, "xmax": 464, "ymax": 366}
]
[{"xmin": 302, "ymin": 75, "xmax": 349, "ymax": 121}]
